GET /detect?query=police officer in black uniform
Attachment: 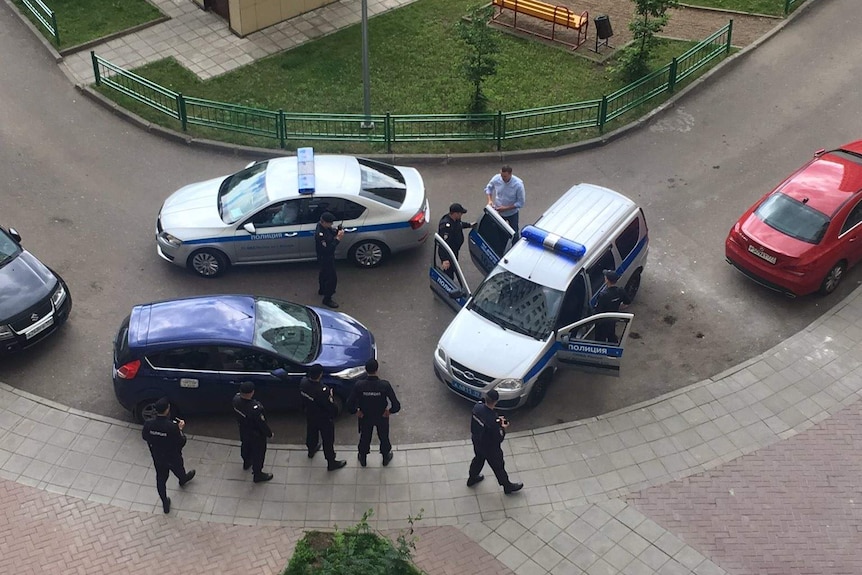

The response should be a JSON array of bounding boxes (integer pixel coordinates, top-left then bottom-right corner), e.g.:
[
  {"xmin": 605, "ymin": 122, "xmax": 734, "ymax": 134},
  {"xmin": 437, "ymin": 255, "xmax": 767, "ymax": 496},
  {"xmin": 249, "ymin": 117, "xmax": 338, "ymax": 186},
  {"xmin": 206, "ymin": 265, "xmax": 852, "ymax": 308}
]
[
  {"xmin": 346, "ymin": 358, "xmax": 402, "ymax": 467},
  {"xmin": 594, "ymin": 270, "xmax": 631, "ymax": 343},
  {"xmin": 437, "ymin": 203, "xmax": 474, "ymax": 279},
  {"xmin": 232, "ymin": 381, "xmax": 274, "ymax": 483},
  {"xmin": 315, "ymin": 211, "xmax": 344, "ymax": 308},
  {"xmin": 300, "ymin": 364, "xmax": 347, "ymax": 471},
  {"xmin": 141, "ymin": 397, "xmax": 196, "ymax": 513},
  {"xmin": 466, "ymin": 389, "xmax": 523, "ymax": 495}
]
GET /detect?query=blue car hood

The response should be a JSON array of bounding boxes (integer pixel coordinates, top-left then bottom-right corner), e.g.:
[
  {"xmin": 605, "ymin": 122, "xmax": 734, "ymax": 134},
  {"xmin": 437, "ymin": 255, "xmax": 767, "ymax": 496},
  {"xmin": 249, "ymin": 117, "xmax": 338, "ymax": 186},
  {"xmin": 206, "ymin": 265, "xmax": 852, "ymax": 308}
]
[
  {"xmin": 0, "ymin": 251, "xmax": 57, "ymax": 322},
  {"xmin": 312, "ymin": 307, "xmax": 374, "ymax": 369}
]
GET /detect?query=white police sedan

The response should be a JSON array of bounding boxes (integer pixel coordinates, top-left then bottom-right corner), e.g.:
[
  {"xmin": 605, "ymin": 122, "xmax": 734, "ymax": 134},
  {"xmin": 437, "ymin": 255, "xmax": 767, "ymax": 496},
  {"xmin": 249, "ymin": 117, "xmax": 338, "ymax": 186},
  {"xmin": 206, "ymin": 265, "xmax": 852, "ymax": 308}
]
[{"xmin": 156, "ymin": 155, "xmax": 430, "ymax": 277}]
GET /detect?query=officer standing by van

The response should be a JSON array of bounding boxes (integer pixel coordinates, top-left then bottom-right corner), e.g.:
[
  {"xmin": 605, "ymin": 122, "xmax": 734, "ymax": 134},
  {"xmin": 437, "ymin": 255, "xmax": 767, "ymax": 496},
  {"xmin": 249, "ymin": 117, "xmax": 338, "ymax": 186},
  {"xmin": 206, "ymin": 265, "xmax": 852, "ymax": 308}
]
[
  {"xmin": 300, "ymin": 364, "xmax": 347, "ymax": 471},
  {"xmin": 484, "ymin": 165, "xmax": 526, "ymax": 233},
  {"xmin": 437, "ymin": 203, "xmax": 474, "ymax": 279},
  {"xmin": 346, "ymin": 359, "xmax": 401, "ymax": 467},
  {"xmin": 315, "ymin": 211, "xmax": 344, "ymax": 309},
  {"xmin": 232, "ymin": 381, "xmax": 274, "ymax": 483},
  {"xmin": 466, "ymin": 390, "xmax": 523, "ymax": 495},
  {"xmin": 594, "ymin": 270, "xmax": 631, "ymax": 343},
  {"xmin": 141, "ymin": 397, "xmax": 196, "ymax": 513}
]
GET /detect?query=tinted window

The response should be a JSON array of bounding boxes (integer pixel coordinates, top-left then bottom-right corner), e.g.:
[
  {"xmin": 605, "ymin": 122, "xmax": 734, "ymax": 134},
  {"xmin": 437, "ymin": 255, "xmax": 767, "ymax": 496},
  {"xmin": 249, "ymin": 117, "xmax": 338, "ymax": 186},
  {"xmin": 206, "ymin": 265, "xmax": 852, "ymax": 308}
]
[
  {"xmin": 476, "ymin": 214, "xmax": 512, "ymax": 257},
  {"xmin": 586, "ymin": 249, "xmax": 617, "ymax": 294},
  {"xmin": 755, "ymin": 193, "xmax": 830, "ymax": 244},
  {"xmin": 300, "ymin": 197, "xmax": 366, "ymax": 225},
  {"xmin": 840, "ymin": 199, "xmax": 862, "ymax": 235},
  {"xmin": 219, "ymin": 346, "xmax": 284, "ymax": 372},
  {"xmin": 148, "ymin": 347, "xmax": 221, "ymax": 370},
  {"xmin": 248, "ymin": 200, "xmax": 301, "ymax": 228},
  {"xmin": 468, "ymin": 269, "xmax": 563, "ymax": 340},
  {"xmin": 356, "ymin": 158, "xmax": 407, "ymax": 208},
  {"xmin": 615, "ymin": 218, "xmax": 640, "ymax": 260},
  {"xmin": 0, "ymin": 227, "xmax": 22, "ymax": 267},
  {"xmin": 218, "ymin": 161, "xmax": 270, "ymax": 224}
]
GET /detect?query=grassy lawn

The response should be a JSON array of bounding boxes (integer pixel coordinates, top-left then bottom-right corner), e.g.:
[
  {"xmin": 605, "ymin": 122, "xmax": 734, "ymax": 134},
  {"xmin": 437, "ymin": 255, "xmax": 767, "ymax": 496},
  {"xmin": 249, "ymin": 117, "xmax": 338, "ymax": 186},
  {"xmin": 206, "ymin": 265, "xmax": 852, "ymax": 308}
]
[
  {"xmin": 97, "ymin": 0, "xmax": 731, "ymax": 153},
  {"xmin": 14, "ymin": 0, "xmax": 162, "ymax": 49},
  {"xmin": 682, "ymin": 0, "xmax": 793, "ymax": 16}
]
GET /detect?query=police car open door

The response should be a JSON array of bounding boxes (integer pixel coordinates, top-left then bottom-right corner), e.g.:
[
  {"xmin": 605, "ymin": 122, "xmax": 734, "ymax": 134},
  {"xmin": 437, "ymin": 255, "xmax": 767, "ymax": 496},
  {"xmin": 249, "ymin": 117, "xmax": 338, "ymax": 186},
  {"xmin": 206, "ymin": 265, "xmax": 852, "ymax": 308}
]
[
  {"xmin": 555, "ymin": 312, "xmax": 634, "ymax": 376},
  {"xmin": 430, "ymin": 233, "xmax": 471, "ymax": 313},
  {"xmin": 468, "ymin": 206, "xmax": 516, "ymax": 275}
]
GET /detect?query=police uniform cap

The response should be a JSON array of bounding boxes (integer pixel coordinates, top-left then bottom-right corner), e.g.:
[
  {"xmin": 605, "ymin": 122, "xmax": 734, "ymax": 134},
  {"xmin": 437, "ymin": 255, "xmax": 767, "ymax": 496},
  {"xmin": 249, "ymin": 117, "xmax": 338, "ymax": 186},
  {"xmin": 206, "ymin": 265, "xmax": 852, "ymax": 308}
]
[
  {"xmin": 320, "ymin": 212, "xmax": 335, "ymax": 223},
  {"xmin": 448, "ymin": 203, "xmax": 468, "ymax": 214},
  {"xmin": 602, "ymin": 270, "xmax": 621, "ymax": 282},
  {"xmin": 240, "ymin": 381, "xmax": 255, "ymax": 394},
  {"xmin": 485, "ymin": 389, "xmax": 499, "ymax": 402},
  {"xmin": 154, "ymin": 397, "xmax": 170, "ymax": 413}
]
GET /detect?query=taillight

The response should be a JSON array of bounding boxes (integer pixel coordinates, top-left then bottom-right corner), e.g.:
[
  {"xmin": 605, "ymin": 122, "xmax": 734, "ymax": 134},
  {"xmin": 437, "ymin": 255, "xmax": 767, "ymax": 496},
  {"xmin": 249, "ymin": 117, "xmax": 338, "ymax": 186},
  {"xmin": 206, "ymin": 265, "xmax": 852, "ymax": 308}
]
[
  {"xmin": 409, "ymin": 210, "xmax": 426, "ymax": 230},
  {"xmin": 117, "ymin": 359, "xmax": 141, "ymax": 379}
]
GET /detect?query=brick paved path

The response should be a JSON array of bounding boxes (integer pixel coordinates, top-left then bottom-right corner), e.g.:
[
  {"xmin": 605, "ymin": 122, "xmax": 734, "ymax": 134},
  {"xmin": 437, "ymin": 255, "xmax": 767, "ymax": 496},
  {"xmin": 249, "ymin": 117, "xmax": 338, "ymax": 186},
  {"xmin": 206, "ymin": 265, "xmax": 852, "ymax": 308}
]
[{"xmin": 630, "ymin": 400, "xmax": 862, "ymax": 575}]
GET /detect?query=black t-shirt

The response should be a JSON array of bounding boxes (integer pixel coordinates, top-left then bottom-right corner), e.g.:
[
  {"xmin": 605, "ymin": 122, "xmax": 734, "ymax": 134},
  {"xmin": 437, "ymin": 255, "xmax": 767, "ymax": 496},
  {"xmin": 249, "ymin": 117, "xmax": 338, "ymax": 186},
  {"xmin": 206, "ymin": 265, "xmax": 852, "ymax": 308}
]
[{"xmin": 595, "ymin": 285, "xmax": 631, "ymax": 313}]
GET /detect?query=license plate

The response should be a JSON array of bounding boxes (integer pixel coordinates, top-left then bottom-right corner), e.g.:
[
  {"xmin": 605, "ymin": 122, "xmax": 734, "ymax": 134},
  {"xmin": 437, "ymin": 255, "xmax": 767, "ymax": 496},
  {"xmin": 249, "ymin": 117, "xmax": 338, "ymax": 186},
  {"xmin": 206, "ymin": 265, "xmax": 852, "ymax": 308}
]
[
  {"xmin": 747, "ymin": 244, "xmax": 776, "ymax": 264},
  {"xmin": 25, "ymin": 317, "xmax": 54, "ymax": 339},
  {"xmin": 450, "ymin": 380, "xmax": 482, "ymax": 399}
]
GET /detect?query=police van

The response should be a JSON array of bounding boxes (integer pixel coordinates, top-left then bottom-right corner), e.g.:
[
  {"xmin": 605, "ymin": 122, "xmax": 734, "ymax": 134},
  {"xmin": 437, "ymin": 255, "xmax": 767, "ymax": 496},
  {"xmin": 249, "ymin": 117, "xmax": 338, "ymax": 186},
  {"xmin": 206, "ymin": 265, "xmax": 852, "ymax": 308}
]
[{"xmin": 430, "ymin": 183, "xmax": 648, "ymax": 409}]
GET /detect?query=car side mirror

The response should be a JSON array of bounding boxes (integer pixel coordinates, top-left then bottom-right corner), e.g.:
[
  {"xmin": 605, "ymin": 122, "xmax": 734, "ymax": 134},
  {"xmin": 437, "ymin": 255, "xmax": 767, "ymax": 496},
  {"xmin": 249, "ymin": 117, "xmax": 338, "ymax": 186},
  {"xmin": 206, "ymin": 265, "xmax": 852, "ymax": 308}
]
[
  {"xmin": 271, "ymin": 368, "xmax": 289, "ymax": 380},
  {"xmin": 243, "ymin": 223, "xmax": 257, "ymax": 234},
  {"xmin": 8, "ymin": 228, "xmax": 21, "ymax": 243}
]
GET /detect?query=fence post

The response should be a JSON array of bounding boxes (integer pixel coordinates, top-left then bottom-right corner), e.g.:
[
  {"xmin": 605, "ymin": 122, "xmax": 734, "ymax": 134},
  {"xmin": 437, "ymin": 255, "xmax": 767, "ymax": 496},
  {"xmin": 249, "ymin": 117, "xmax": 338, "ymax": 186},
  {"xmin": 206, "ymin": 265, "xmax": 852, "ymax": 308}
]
[
  {"xmin": 52, "ymin": 12, "xmax": 60, "ymax": 46},
  {"xmin": 668, "ymin": 58, "xmax": 678, "ymax": 94},
  {"xmin": 177, "ymin": 93, "xmax": 187, "ymax": 131},
  {"xmin": 726, "ymin": 19, "xmax": 733, "ymax": 54},
  {"xmin": 278, "ymin": 110, "xmax": 286, "ymax": 149},
  {"xmin": 598, "ymin": 95, "xmax": 608, "ymax": 133},
  {"xmin": 91, "ymin": 51, "xmax": 100, "ymax": 86},
  {"xmin": 385, "ymin": 112, "xmax": 392, "ymax": 154},
  {"xmin": 784, "ymin": 0, "xmax": 790, "ymax": 15},
  {"xmin": 496, "ymin": 111, "xmax": 503, "ymax": 152}
]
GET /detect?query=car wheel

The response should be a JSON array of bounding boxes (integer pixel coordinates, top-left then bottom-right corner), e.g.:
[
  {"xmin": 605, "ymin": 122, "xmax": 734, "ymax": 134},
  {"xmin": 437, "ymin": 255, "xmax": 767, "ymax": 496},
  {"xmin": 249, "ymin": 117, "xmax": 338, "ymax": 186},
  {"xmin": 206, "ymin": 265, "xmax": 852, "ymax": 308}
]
[
  {"xmin": 527, "ymin": 370, "xmax": 554, "ymax": 408},
  {"xmin": 134, "ymin": 398, "xmax": 160, "ymax": 423},
  {"xmin": 625, "ymin": 268, "xmax": 642, "ymax": 301},
  {"xmin": 818, "ymin": 261, "xmax": 846, "ymax": 296},
  {"xmin": 188, "ymin": 248, "xmax": 229, "ymax": 278},
  {"xmin": 349, "ymin": 240, "xmax": 388, "ymax": 268}
]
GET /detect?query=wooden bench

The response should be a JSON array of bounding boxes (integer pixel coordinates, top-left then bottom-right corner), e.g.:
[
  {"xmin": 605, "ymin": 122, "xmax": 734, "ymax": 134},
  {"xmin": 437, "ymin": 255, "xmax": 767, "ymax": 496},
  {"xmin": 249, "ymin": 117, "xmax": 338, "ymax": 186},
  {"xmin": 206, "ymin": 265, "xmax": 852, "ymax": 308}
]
[{"xmin": 491, "ymin": 0, "xmax": 588, "ymax": 50}]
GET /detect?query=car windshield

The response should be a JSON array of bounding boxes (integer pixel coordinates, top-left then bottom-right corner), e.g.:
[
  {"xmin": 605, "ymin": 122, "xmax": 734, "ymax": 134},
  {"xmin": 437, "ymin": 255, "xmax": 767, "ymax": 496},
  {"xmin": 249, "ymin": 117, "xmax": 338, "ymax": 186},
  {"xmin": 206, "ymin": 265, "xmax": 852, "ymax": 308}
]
[
  {"xmin": 218, "ymin": 161, "xmax": 270, "ymax": 224},
  {"xmin": 253, "ymin": 297, "xmax": 319, "ymax": 363},
  {"xmin": 755, "ymin": 192, "xmax": 830, "ymax": 244},
  {"xmin": 0, "ymin": 228, "xmax": 22, "ymax": 267},
  {"xmin": 357, "ymin": 158, "xmax": 407, "ymax": 208},
  {"xmin": 467, "ymin": 269, "xmax": 563, "ymax": 340}
]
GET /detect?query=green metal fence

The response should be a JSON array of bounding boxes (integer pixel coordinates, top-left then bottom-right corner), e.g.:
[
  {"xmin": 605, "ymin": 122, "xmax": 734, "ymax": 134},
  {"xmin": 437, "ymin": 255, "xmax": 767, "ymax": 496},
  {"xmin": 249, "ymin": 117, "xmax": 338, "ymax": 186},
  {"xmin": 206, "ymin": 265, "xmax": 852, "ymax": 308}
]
[
  {"xmin": 92, "ymin": 21, "xmax": 733, "ymax": 153},
  {"xmin": 785, "ymin": 0, "xmax": 802, "ymax": 15},
  {"xmin": 20, "ymin": 0, "xmax": 59, "ymax": 46}
]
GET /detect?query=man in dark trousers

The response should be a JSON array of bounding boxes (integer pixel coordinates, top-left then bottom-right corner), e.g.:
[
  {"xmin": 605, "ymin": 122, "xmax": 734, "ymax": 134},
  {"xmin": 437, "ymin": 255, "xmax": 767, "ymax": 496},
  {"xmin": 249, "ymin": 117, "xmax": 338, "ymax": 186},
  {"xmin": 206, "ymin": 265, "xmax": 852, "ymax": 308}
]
[
  {"xmin": 141, "ymin": 397, "xmax": 196, "ymax": 513},
  {"xmin": 437, "ymin": 202, "xmax": 475, "ymax": 279},
  {"xmin": 467, "ymin": 389, "xmax": 523, "ymax": 495},
  {"xmin": 594, "ymin": 270, "xmax": 631, "ymax": 343},
  {"xmin": 315, "ymin": 211, "xmax": 344, "ymax": 309},
  {"xmin": 232, "ymin": 381, "xmax": 274, "ymax": 483},
  {"xmin": 346, "ymin": 358, "xmax": 401, "ymax": 467},
  {"xmin": 300, "ymin": 364, "xmax": 347, "ymax": 471}
]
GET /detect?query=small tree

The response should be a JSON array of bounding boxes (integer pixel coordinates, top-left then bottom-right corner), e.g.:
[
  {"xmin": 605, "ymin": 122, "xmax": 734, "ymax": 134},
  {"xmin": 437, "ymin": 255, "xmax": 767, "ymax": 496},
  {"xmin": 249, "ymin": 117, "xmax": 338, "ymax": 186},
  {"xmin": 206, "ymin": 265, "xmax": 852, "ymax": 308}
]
[
  {"xmin": 456, "ymin": 5, "xmax": 499, "ymax": 115},
  {"xmin": 615, "ymin": 0, "xmax": 679, "ymax": 81}
]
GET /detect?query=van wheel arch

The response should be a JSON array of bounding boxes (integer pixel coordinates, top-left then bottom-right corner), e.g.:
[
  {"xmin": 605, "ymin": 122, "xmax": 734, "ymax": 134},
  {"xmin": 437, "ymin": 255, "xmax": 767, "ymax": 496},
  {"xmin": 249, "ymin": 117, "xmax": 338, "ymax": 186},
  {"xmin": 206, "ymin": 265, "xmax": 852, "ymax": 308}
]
[
  {"xmin": 527, "ymin": 368, "xmax": 555, "ymax": 408},
  {"xmin": 625, "ymin": 268, "xmax": 643, "ymax": 301}
]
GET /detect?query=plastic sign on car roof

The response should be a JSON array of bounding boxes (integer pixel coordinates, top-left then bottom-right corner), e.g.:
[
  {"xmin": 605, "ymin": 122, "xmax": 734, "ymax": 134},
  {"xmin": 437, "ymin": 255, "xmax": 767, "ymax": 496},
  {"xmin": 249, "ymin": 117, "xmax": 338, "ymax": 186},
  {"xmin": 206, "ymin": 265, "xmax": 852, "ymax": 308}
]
[
  {"xmin": 520, "ymin": 225, "xmax": 586, "ymax": 260},
  {"xmin": 297, "ymin": 147, "xmax": 315, "ymax": 194}
]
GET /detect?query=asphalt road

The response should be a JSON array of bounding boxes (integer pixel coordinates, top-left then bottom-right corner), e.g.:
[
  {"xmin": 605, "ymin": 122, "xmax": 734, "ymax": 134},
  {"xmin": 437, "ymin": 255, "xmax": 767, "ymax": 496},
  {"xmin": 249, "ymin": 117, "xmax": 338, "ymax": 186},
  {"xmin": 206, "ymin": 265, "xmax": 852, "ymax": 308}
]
[{"xmin": 1, "ymin": 0, "xmax": 860, "ymax": 445}]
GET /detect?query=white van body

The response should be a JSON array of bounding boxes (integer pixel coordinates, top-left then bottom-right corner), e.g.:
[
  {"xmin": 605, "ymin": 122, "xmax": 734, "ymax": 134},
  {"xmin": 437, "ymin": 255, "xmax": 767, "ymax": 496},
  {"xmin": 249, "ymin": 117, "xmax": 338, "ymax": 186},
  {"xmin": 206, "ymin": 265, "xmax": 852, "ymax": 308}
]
[{"xmin": 430, "ymin": 183, "xmax": 648, "ymax": 410}]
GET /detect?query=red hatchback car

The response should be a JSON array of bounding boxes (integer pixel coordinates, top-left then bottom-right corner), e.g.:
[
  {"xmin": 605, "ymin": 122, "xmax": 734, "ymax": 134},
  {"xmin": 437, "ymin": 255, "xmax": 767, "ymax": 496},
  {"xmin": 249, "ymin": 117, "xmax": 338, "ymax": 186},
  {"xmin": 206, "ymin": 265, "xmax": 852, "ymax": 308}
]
[{"xmin": 726, "ymin": 141, "xmax": 862, "ymax": 297}]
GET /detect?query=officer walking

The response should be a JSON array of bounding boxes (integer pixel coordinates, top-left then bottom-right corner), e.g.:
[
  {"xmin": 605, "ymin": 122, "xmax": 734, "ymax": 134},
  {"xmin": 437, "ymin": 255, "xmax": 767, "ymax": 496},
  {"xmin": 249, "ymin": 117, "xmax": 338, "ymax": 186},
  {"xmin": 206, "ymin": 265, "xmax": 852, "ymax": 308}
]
[
  {"xmin": 594, "ymin": 270, "xmax": 631, "ymax": 343},
  {"xmin": 466, "ymin": 389, "xmax": 523, "ymax": 495},
  {"xmin": 232, "ymin": 381, "xmax": 274, "ymax": 483},
  {"xmin": 141, "ymin": 397, "xmax": 196, "ymax": 514},
  {"xmin": 315, "ymin": 211, "xmax": 344, "ymax": 309},
  {"xmin": 300, "ymin": 364, "xmax": 347, "ymax": 471},
  {"xmin": 346, "ymin": 358, "xmax": 401, "ymax": 467},
  {"xmin": 437, "ymin": 203, "xmax": 475, "ymax": 279}
]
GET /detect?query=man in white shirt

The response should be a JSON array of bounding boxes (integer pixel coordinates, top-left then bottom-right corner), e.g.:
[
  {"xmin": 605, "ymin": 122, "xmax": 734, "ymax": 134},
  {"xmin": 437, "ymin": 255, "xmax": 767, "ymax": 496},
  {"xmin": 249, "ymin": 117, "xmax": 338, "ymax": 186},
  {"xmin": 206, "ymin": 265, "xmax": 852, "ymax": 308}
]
[{"xmin": 484, "ymin": 165, "xmax": 525, "ymax": 233}]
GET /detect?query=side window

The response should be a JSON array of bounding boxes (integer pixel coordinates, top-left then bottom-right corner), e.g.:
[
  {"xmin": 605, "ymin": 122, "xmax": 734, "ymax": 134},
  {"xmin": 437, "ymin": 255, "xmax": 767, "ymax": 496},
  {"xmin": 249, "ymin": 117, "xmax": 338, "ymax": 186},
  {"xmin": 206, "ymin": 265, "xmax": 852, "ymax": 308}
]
[
  {"xmin": 300, "ymin": 197, "xmax": 366, "ymax": 225},
  {"xmin": 247, "ymin": 200, "xmax": 301, "ymax": 228},
  {"xmin": 556, "ymin": 271, "xmax": 588, "ymax": 328},
  {"xmin": 218, "ymin": 346, "xmax": 283, "ymax": 372},
  {"xmin": 840, "ymin": 200, "xmax": 862, "ymax": 235},
  {"xmin": 476, "ymin": 214, "xmax": 511, "ymax": 255},
  {"xmin": 586, "ymin": 249, "xmax": 617, "ymax": 294},
  {"xmin": 148, "ymin": 347, "xmax": 220, "ymax": 371},
  {"xmin": 615, "ymin": 217, "xmax": 640, "ymax": 260}
]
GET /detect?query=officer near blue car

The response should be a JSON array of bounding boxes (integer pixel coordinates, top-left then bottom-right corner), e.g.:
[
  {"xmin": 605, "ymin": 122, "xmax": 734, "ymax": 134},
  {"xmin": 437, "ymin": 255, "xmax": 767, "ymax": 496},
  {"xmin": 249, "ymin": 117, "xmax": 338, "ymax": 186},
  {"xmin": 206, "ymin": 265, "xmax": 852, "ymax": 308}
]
[
  {"xmin": 141, "ymin": 397, "xmax": 195, "ymax": 513},
  {"xmin": 346, "ymin": 358, "xmax": 401, "ymax": 467},
  {"xmin": 315, "ymin": 211, "xmax": 344, "ymax": 309},
  {"xmin": 300, "ymin": 364, "xmax": 347, "ymax": 471},
  {"xmin": 232, "ymin": 381, "xmax": 274, "ymax": 483}
]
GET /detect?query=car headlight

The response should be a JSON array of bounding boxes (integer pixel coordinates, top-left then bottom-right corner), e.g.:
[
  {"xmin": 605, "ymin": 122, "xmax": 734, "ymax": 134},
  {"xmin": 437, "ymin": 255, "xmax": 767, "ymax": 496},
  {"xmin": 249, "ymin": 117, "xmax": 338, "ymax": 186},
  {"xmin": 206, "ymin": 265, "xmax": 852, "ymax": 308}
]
[
  {"xmin": 495, "ymin": 378, "xmax": 523, "ymax": 392},
  {"xmin": 435, "ymin": 346, "xmax": 447, "ymax": 364},
  {"xmin": 331, "ymin": 365, "xmax": 367, "ymax": 380},
  {"xmin": 0, "ymin": 325, "xmax": 13, "ymax": 341},
  {"xmin": 159, "ymin": 231, "xmax": 183, "ymax": 248},
  {"xmin": 51, "ymin": 283, "xmax": 67, "ymax": 308}
]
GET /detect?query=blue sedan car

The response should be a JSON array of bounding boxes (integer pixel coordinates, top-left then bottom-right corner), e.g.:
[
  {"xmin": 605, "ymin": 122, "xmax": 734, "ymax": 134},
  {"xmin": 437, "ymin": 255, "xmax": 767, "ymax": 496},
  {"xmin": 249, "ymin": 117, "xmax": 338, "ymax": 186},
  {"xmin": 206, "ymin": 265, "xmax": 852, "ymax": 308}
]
[{"xmin": 112, "ymin": 295, "xmax": 376, "ymax": 421}]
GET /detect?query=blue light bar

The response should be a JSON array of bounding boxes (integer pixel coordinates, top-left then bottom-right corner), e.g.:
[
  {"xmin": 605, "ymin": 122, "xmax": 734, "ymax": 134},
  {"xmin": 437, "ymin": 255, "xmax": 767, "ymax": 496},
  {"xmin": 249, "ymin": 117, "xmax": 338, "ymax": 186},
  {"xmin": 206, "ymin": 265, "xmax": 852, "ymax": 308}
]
[{"xmin": 520, "ymin": 225, "xmax": 586, "ymax": 260}]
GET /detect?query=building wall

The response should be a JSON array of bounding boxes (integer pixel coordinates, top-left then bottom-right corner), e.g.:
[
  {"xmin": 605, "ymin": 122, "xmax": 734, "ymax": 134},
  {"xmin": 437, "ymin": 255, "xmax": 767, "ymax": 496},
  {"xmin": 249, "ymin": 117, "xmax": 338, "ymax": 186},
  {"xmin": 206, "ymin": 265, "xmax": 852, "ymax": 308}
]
[{"xmin": 226, "ymin": 0, "xmax": 336, "ymax": 37}]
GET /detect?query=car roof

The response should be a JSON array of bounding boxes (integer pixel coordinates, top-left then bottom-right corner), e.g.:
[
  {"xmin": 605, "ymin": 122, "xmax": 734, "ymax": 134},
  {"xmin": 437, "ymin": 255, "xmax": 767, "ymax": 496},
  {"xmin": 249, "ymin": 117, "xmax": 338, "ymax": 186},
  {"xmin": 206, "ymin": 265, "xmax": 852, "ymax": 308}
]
[
  {"xmin": 501, "ymin": 183, "xmax": 638, "ymax": 291},
  {"xmin": 129, "ymin": 295, "xmax": 256, "ymax": 349},
  {"xmin": 778, "ymin": 146, "xmax": 862, "ymax": 217},
  {"xmin": 265, "ymin": 155, "xmax": 360, "ymax": 201}
]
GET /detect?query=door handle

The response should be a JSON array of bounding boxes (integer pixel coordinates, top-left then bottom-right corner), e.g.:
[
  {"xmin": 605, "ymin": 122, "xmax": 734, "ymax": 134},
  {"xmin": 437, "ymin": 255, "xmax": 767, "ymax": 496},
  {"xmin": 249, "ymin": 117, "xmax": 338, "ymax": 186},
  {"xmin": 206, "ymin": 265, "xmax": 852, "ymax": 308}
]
[
  {"xmin": 342, "ymin": 227, "xmax": 358, "ymax": 232},
  {"xmin": 283, "ymin": 232, "xmax": 298, "ymax": 237}
]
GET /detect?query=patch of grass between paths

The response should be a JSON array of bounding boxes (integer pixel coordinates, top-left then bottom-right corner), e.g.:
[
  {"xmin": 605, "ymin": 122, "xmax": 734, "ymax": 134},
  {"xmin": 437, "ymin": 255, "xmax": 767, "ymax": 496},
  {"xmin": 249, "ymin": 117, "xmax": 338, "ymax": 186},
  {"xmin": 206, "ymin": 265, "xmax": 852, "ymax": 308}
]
[{"xmin": 682, "ymin": 0, "xmax": 789, "ymax": 17}]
